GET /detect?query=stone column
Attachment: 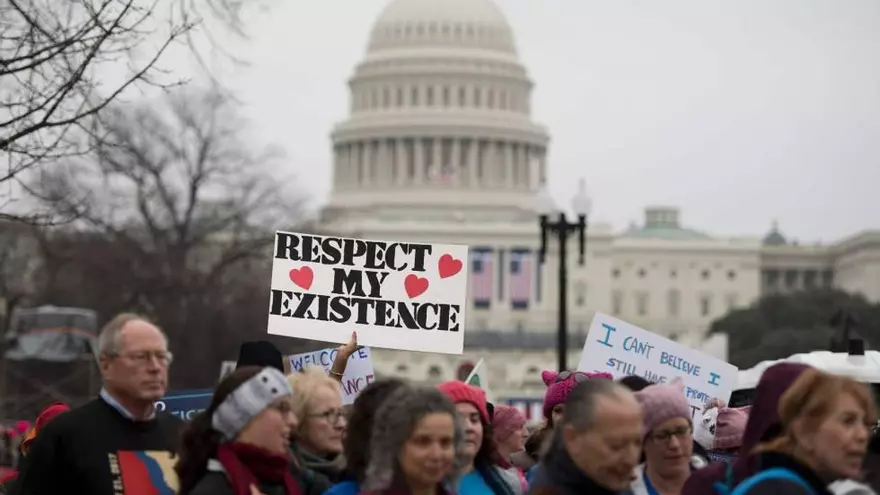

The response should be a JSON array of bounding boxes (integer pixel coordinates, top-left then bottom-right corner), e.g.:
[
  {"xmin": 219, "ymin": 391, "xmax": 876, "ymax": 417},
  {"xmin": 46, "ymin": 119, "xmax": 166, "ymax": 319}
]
[
  {"xmin": 414, "ymin": 138, "xmax": 425, "ymax": 185},
  {"xmin": 468, "ymin": 139, "xmax": 479, "ymax": 187},
  {"xmin": 432, "ymin": 137, "xmax": 441, "ymax": 181},
  {"xmin": 451, "ymin": 138, "xmax": 461, "ymax": 186},
  {"xmin": 377, "ymin": 140, "xmax": 390, "ymax": 185},
  {"xmin": 504, "ymin": 142, "xmax": 514, "ymax": 189},
  {"xmin": 395, "ymin": 139, "xmax": 406, "ymax": 185}
]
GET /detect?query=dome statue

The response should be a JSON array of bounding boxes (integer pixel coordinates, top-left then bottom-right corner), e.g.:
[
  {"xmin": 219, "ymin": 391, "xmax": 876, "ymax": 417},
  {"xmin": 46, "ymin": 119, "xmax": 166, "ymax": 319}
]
[{"xmin": 324, "ymin": 0, "xmax": 550, "ymax": 230}]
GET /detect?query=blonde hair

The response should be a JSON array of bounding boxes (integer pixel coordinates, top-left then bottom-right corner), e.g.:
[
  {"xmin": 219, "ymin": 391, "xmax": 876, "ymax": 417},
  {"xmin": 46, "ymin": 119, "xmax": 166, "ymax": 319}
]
[
  {"xmin": 756, "ymin": 368, "xmax": 877, "ymax": 455},
  {"xmin": 287, "ymin": 365, "xmax": 343, "ymax": 434}
]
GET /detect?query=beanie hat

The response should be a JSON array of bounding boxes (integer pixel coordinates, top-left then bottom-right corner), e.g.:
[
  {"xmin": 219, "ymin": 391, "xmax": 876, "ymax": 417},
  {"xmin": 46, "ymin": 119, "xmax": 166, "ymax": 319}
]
[
  {"xmin": 542, "ymin": 370, "xmax": 614, "ymax": 420},
  {"xmin": 213, "ymin": 367, "xmax": 293, "ymax": 440},
  {"xmin": 713, "ymin": 406, "xmax": 750, "ymax": 450},
  {"xmin": 634, "ymin": 380, "xmax": 691, "ymax": 437},
  {"xmin": 21, "ymin": 402, "xmax": 69, "ymax": 455},
  {"xmin": 437, "ymin": 381, "xmax": 489, "ymax": 423},
  {"xmin": 236, "ymin": 341, "xmax": 284, "ymax": 373},
  {"xmin": 492, "ymin": 405, "xmax": 526, "ymax": 443}
]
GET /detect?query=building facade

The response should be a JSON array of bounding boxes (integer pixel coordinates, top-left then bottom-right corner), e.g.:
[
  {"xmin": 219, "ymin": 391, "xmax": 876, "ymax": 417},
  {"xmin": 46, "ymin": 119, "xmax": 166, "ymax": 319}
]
[{"xmin": 320, "ymin": 0, "xmax": 880, "ymax": 417}]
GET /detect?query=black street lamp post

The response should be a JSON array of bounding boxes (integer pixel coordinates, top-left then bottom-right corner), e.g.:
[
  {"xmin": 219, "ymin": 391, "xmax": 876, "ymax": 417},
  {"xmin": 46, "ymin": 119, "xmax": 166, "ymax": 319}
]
[{"xmin": 537, "ymin": 180, "xmax": 591, "ymax": 372}]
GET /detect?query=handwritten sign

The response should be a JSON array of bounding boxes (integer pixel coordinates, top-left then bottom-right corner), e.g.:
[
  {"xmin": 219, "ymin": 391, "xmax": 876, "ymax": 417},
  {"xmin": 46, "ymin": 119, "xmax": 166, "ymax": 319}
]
[
  {"xmin": 268, "ymin": 231, "xmax": 469, "ymax": 354},
  {"xmin": 155, "ymin": 389, "xmax": 213, "ymax": 421},
  {"xmin": 577, "ymin": 312, "xmax": 738, "ymax": 421},
  {"xmin": 288, "ymin": 346, "xmax": 375, "ymax": 405}
]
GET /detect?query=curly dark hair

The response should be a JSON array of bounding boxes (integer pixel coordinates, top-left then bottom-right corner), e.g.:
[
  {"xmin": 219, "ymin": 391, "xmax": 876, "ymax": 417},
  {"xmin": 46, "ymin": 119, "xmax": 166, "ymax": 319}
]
[
  {"xmin": 342, "ymin": 378, "xmax": 406, "ymax": 483},
  {"xmin": 174, "ymin": 366, "xmax": 263, "ymax": 494}
]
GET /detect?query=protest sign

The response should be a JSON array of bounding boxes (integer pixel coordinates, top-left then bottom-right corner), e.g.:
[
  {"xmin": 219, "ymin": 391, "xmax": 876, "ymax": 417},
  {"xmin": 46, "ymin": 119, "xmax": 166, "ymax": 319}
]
[
  {"xmin": 577, "ymin": 312, "xmax": 738, "ymax": 421},
  {"xmin": 268, "ymin": 231, "xmax": 469, "ymax": 354},
  {"xmin": 288, "ymin": 346, "xmax": 375, "ymax": 405},
  {"xmin": 155, "ymin": 389, "xmax": 213, "ymax": 421},
  {"xmin": 219, "ymin": 360, "xmax": 236, "ymax": 380}
]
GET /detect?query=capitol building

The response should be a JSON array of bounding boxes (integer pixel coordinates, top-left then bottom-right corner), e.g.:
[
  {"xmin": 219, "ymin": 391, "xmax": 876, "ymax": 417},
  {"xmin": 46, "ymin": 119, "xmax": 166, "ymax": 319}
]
[{"xmin": 319, "ymin": 0, "xmax": 880, "ymax": 417}]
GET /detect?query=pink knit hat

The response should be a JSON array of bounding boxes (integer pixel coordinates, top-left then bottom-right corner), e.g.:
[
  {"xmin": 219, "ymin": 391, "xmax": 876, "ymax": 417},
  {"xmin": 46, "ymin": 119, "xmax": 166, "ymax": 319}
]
[
  {"xmin": 713, "ymin": 406, "xmax": 750, "ymax": 450},
  {"xmin": 542, "ymin": 370, "xmax": 614, "ymax": 420},
  {"xmin": 492, "ymin": 405, "xmax": 526, "ymax": 443},
  {"xmin": 634, "ymin": 380, "xmax": 691, "ymax": 436}
]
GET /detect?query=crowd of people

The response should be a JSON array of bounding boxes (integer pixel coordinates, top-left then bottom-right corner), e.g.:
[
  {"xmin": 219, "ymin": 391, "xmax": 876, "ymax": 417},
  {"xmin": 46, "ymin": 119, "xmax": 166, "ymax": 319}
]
[{"xmin": 1, "ymin": 312, "xmax": 879, "ymax": 495}]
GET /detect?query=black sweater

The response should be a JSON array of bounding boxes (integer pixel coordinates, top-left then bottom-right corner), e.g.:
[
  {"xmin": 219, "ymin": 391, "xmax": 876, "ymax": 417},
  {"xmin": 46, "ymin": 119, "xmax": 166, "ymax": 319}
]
[{"xmin": 10, "ymin": 398, "xmax": 183, "ymax": 495}]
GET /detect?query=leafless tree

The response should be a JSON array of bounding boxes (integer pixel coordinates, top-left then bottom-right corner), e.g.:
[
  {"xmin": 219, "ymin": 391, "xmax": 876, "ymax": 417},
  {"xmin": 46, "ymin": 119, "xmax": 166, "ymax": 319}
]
[
  {"xmin": 30, "ymin": 88, "xmax": 307, "ymax": 386},
  {"xmin": 0, "ymin": 0, "xmax": 272, "ymax": 223}
]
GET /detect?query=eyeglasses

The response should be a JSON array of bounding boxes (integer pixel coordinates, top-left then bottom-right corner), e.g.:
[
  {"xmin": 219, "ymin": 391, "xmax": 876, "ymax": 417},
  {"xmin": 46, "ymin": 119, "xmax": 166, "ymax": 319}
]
[
  {"xmin": 648, "ymin": 426, "xmax": 692, "ymax": 443},
  {"xmin": 110, "ymin": 351, "xmax": 174, "ymax": 366},
  {"xmin": 310, "ymin": 408, "xmax": 345, "ymax": 424},
  {"xmin": 555, "ymin": 371, "xmax": 591, "ymax": 384}
]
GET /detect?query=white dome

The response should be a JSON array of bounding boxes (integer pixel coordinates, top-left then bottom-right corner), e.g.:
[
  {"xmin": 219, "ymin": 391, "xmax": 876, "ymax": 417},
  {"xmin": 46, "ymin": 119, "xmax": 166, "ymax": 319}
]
[{"xmin": 367, "ymin": 0, "xmax": 517, "ymax": 55}]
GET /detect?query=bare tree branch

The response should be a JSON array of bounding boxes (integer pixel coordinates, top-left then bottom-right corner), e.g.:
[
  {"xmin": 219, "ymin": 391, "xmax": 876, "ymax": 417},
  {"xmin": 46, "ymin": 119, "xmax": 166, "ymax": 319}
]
[{"xmin": 1, "ymin": 0, "xmax": 276, "ymax": 224}]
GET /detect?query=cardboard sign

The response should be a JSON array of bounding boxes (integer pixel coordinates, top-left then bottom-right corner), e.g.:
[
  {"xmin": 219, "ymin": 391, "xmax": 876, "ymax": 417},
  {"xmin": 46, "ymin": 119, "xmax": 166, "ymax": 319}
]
[
  {"xmin": 267, "ymin": 231, "xmax": 469, "ymax": 354},
  {"xmin": 288, "ymin": 347, "xmax": 375, "ymax": 405},
  {"xmin": 155, "ymin": 389, "xmax": 213, "ymax": 421},
  {"xmin": 577, "ymin": 312, "xmax": 738, "ymax": 421}
]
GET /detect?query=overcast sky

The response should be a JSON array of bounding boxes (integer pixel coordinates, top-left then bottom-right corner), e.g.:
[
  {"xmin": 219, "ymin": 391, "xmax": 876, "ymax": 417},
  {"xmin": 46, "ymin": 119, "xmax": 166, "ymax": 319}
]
[{"xmin": 204, "ymin": 0, "xmax": 880, "ymax": 243}]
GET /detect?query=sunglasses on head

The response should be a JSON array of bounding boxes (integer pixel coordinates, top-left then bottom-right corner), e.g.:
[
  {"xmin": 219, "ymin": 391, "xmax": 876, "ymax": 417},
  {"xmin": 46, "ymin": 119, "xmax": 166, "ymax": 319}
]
[{"xmin": 555, "ymin": 371, "xmax": 591, "ymax": 384}]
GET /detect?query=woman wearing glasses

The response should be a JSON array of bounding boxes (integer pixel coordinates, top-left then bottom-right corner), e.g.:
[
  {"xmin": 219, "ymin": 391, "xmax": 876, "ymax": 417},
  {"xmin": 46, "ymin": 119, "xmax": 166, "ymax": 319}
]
[
  {"xmin": 630, "ymin": 380, "xmax": 697, "ymax": 495},
  {"xmin": 288, "ymin": 366, "xmax": 347, "ymax": 492}
]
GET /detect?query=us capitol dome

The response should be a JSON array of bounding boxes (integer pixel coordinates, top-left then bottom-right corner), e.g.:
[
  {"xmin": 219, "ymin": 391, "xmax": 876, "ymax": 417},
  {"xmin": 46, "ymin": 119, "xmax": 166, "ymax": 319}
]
[{"xmin": 323, "ymin": 0, "xmax": 550, "ymax": 238}]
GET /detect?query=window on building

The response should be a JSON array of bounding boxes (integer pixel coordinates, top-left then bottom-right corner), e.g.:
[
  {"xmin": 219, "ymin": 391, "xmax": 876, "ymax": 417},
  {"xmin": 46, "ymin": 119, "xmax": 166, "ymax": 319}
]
[
  {"xmin": 727, "ymin": 270, "xmax": 736, "ymax": 281},
  {"xmin": 612, "ymin": 268, "xmax": 621, "ymax": 278},
  {"xmin": 785, "ymin": 270, "xmax": 798, "ymax": 289},
  {"xmin": 575, "ymin": 282, "xmax": 586, "ymax": 307},
  {"xmin": 396, "ymin": 364, "xmax": 409, "ymax": 374},
  {"xmin": 667, "ymin": 289, "xmax": 680, "ymax": 317},
  {"xmin": 636, "ymin": 292, "xmax": 649, "ymax": 316},
  {"xmin": 396, "ymin": 87, "xmax": 404, "ymax": 107},
  {"xmin": 701, "ymin": 270, "xmax": 710, "ymax": 280},
  {"xmin": 637, "ymin": 268, "xmax": 646, "ymax": 278},
  {"xmin": 459, "ymin": 86, "xmax": 467, "ymax": 106},
  {"xmin": 700, "ymin": 295, "xmax": 712, "ymax": 317},
  {"xmin": 726, "ymin": 293, "xmax": 738, "ymax": 310},
  {"xmin": 411, "ymin": 86, "xmax": 419, "ymax": 105},
  {"xmin": 804, "ymin": 270, "xmax": 817, "ymax": 289},
  {"xmin": 426, "ymin": 86, "xmax": 434, "ymax": 106},
  {"xmin": 442, "ymin": 86, "xmax": 450, "ymax": 107},
  {"xmin": 473, "ymin": 87, "xmax": 482, "ymax": 107},
  {"xmin": 487, "ymin": 89, "xmax": 495, "ymax": 109},
  {"xmin": 370, "ymin": 89, "xmax": 378, "ymax": 108},
  {"xmin": 612, "ymin": 290, "xmax": 623, "ymax": 315},
  {"xmin": 428, "ymin": 365, "xmax": 442, "ymax": 379}
]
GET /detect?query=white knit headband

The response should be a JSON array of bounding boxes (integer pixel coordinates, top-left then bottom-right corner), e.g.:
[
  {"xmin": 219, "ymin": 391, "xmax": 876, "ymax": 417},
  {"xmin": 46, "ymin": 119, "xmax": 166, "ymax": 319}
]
[{"xmin": 212, "ymin": 367, "xmax": 293, "ymax": 441}]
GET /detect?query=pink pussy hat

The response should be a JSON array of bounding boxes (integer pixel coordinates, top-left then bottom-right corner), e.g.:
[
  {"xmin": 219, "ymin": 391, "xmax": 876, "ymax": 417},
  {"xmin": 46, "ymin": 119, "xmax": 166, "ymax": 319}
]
[{"xmin": 542, "ymin": 370, "xmax": 614, "ymax": 421}]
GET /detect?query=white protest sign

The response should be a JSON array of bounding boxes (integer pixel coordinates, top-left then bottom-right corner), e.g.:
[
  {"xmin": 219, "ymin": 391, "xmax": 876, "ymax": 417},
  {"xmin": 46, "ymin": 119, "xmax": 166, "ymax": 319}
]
[
  {"xmin": 288, "ymin": 347, "xmax": 375, "ymax": 405},
  {"xmin": 577, "ymin": 312, "xmax": 738, "ymax": 421},
  {"xmin": 219, "ymin": 360, "xmax": 236, "ymax": 380},
  {"xmin": 268, "ymin": 231, "xmax": 469, "ymax": 354}
]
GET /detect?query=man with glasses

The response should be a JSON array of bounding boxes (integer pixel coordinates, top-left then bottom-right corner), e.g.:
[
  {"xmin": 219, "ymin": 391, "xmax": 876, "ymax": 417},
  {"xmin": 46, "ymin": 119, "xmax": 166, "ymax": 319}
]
[{"xmin": 11, "ymin": 313, "xmax": 183, "ymax": 495}]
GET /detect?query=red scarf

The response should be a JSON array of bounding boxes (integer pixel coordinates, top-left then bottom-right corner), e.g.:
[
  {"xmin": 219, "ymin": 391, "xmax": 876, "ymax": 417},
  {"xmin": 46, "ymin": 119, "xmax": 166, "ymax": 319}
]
[{"xmin": 216, "ymin": 442, "xmax": 302, "ymax": 495}]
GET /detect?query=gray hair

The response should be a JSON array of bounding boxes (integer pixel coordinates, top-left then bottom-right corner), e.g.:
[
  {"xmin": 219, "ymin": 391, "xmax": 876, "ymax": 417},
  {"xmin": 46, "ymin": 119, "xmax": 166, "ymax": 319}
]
[
  {"xmin": 563, "ymin": 379, "xmax": 633, "ymax": 431},
  {"xmin": 96, "ymin": 313, "xmax": 167, "ymax": 358},
  {"xmin": 363, "ymin": 385, "xmax": 465, "ymax": 492}
]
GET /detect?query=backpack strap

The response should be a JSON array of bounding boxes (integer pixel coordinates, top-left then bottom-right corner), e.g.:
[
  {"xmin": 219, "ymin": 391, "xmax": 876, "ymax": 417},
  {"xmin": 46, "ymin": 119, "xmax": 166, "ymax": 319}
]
[
  {"xmin": 710, "ymin": 459, "xmax": 736, "ymax": 495},
  {"xmin": 730, "ymin": 468, "xmax": 816, "ymax": 495}
]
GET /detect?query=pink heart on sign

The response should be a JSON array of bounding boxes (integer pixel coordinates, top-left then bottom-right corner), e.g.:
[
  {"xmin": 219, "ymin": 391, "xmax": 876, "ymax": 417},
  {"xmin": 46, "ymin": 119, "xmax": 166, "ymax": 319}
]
[
  {"xmin": 288, "ymin": 266, "xmax": 313, "ymax": 290},
  {"xmin": 404, "ymin": 274, "xmax": 429, "ymax": 299},
  {"xmin": 437, "ymin": 253, "xmax": 463, "ymax": 279}
]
